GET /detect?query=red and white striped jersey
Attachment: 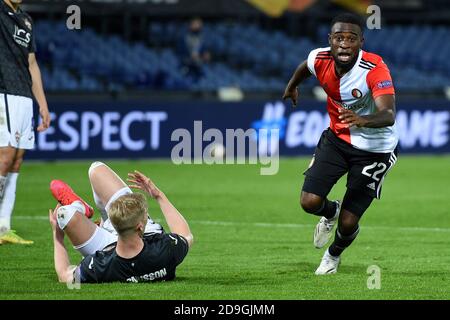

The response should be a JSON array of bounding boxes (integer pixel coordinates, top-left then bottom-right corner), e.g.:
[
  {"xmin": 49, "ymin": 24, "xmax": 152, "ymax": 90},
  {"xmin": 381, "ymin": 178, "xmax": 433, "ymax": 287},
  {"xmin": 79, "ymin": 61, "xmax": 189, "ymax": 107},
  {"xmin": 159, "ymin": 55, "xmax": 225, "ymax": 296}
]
[{"xmin": 307, "ymin": 47, "xmax": 398, "ymax": 153}]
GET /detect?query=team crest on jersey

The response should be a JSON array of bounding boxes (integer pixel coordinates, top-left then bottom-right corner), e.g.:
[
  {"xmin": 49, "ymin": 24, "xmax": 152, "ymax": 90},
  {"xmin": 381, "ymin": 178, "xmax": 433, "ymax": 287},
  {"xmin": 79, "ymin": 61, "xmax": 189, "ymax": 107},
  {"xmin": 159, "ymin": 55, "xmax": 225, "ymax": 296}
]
[{"xmin": 351, "ymin": 88, "xmax": 362, "ymax": 99}]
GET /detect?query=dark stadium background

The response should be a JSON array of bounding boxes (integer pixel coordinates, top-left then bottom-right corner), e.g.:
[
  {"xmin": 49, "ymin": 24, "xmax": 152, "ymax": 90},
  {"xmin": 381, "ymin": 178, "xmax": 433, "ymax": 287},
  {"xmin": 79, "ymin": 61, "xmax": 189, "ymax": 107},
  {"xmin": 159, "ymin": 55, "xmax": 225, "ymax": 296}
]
[{"xmin": 19, "ymin": 0, "xmax": 450, "ymax": 160}]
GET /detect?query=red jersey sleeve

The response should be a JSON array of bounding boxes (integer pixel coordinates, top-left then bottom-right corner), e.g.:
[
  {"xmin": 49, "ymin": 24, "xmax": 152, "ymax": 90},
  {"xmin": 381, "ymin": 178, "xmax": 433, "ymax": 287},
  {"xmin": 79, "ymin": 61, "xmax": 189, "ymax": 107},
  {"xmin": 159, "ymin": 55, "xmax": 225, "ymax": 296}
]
[{"xmin": 366, "ymin": 61, "xmax": 395, "ymax": 99}]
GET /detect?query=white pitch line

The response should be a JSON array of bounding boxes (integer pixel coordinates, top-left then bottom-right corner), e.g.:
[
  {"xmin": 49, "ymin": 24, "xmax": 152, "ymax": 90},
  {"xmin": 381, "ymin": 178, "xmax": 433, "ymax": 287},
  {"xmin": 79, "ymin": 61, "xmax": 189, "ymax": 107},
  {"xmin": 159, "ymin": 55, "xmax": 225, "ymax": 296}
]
[
  {"xmin": 14, "ymin": 216, "xmax": 450, "ymax": 233},
  {"xmin": 189, "ymin": 219, "xmax": 450, "ymax": 233}
]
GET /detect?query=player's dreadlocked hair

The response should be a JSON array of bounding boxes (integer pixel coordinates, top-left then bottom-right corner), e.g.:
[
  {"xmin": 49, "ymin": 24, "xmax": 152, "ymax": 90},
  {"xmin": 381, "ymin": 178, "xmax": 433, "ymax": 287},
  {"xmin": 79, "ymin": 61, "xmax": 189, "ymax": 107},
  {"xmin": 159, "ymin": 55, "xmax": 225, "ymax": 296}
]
[{"xmin": 331, "ymin": 12, "xmax": 365, "ymax": 34}]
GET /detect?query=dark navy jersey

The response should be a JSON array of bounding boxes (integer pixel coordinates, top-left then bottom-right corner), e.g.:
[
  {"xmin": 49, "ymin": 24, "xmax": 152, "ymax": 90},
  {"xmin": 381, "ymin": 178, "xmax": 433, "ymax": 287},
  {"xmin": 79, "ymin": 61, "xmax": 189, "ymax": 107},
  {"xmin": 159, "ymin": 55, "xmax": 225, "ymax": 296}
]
[
  {"xmin": 0, "ymin": 1, "xmax": 36, "ymax": 98},
  {"xmin": 76, "ymin": 232, "xmax": 189, "ymax": 283}
]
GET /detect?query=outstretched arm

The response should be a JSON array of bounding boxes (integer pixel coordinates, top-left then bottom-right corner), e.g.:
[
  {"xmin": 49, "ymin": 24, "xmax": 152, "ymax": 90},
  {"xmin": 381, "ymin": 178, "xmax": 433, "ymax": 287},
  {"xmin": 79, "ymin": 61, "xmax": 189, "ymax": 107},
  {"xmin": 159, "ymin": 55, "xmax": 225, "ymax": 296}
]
[
  {"xmin": 29, "ymin": 53, "xmax": 50, "ymax": 132},
  {"xmin": 128, "ymin": 171, "xmax": 194, "ymax": 247},
  {"xmin": 338, "ymin": 94, "xmax": 396, "ymax": 128},
  {"xmin": 49, "ymin": 206, "xmax": 76, "ymax": 283},
  {"xmin": 282, "ymin": 60, "xmax": 312, "ymax": 106}
]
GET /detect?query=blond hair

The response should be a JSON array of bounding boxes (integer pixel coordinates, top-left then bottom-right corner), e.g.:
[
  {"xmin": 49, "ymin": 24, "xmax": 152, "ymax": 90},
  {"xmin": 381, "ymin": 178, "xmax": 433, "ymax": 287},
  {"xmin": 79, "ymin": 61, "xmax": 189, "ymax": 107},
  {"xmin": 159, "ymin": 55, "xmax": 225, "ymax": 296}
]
[{"xmin": 108, "ymin": 193, "xmax": 148, "ymax": 236}]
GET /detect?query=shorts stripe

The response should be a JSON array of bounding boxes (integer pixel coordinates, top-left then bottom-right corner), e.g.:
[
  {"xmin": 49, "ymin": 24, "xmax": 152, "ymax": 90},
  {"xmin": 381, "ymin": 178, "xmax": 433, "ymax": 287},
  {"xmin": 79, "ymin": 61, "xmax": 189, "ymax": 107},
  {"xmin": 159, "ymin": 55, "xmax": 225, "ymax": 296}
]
[
  {"xmin": 4, "ymin": 94, "xmax": 11, "ymax": 133},
  {"xmin": 376, "ymin": 151, "xmax": 397, "ymax": 198}
]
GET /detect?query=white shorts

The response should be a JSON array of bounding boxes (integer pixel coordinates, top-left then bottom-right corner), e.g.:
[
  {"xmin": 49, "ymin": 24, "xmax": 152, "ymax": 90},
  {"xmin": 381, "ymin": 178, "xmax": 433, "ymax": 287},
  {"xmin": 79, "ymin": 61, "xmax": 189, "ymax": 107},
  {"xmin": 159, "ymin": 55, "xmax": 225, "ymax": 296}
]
[
  {"xmin": 0, "ymin": 94, "xmax": 35, "ymax": 150},
  {"xmin": 74, "ymin": 226, "xmax": 118, "ymax": 257}
]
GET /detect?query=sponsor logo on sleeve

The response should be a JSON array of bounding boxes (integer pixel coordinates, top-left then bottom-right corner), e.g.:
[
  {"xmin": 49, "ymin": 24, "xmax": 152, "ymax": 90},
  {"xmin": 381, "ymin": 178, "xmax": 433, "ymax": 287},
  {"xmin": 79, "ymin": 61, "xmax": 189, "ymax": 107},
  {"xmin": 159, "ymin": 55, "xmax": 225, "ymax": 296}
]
[{"xmin": 376, "ymin": 80, "xmax": 393, "ymax": 89}]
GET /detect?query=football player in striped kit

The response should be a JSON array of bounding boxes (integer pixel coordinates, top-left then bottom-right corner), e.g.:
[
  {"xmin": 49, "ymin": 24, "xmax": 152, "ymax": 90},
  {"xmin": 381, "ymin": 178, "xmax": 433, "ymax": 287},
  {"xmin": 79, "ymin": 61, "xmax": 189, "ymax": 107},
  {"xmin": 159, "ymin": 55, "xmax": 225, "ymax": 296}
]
[{"xmin": 283, "ymin": 13, "xmax": 398, "ymax": 274}]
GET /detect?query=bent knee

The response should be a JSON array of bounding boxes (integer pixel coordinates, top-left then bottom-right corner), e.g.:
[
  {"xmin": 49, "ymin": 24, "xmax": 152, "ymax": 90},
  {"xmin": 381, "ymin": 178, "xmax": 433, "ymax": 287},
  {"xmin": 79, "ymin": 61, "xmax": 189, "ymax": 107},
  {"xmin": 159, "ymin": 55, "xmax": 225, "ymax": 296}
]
[
  {"xmin": 300, "ymin": 192, "xmax": 323, "ymax": 213},
  {"xmin": 338, "ymin": 211, "xmax": 360, "ymax": 234},
  {"xmin": 88, "ymin": 161, "xmax": 106, "ymax": 178}
]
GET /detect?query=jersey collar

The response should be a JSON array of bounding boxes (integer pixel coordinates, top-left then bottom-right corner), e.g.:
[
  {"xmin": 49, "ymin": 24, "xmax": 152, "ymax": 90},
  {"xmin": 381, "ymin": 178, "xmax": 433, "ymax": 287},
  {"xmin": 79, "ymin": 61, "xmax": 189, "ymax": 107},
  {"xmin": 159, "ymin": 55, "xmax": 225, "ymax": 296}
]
[{"xmin": 340, "ymin": 49, "xmax": 363, "ymax": 79}]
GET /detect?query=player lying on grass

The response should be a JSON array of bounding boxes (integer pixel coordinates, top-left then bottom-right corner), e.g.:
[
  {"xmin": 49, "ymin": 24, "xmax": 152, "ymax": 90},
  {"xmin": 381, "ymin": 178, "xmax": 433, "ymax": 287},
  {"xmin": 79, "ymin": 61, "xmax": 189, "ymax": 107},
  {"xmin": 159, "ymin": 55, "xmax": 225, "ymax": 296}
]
[{"xmin": 48, "ymin": 162, "xmax": 193, "ymax": 283}]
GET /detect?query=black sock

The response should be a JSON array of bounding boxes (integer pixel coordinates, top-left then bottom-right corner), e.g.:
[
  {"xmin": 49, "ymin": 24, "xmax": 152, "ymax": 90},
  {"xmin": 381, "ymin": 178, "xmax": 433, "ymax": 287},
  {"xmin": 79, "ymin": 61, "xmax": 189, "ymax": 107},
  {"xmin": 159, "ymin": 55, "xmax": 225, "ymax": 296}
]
[
  {"xmin": 312, "ymin": 199, "xmax": 337, "ymax": 219},
  {"xmin": 328, "ymin": 226, "xmax": 360, "ymax": 257}
]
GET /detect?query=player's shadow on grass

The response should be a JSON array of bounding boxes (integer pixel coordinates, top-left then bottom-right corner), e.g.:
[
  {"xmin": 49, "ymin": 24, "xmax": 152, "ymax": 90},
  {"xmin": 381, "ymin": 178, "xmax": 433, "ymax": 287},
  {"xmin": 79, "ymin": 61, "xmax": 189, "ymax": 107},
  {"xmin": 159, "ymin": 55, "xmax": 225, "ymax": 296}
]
[
  {"xmin": 175, "ymin": 264, "xmax": 365, "ymax": 285},
  {"xmin": 174, "ymin": 276, "xmax": 268, "ymax": 285},
  {"xmin": 286, "ymin": 261, "xmax": 364, "ymax": 275}
]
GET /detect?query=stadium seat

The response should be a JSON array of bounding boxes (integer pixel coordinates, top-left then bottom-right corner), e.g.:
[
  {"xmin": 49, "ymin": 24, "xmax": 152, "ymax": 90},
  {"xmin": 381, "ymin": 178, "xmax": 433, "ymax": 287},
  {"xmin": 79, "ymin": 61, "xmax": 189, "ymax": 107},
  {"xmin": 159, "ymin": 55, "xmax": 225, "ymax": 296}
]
[{"xmin": 34, "ymin": 20, "xmax": 450, "ymax": 92}]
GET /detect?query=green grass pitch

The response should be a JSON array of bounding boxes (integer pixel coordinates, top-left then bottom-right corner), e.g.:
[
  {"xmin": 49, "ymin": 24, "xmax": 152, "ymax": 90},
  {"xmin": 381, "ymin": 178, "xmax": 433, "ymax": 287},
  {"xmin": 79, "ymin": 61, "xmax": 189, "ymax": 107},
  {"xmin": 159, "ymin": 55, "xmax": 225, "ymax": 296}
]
[{"xmin": 0, "ymin": 155, "xmax": 449, "ymax": 300}]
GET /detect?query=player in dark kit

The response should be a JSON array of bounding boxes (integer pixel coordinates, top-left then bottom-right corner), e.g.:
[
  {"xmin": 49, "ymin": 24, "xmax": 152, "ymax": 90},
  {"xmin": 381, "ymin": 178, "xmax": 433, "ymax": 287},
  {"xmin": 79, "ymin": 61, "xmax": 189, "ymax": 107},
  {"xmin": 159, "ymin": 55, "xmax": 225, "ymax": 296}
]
[
  {"xmin": 283, "ymin": 13, "xmax": 398, "ymax": 274},
  {"xmin": 49, "ymin": 162, "xmax": 193, "ymax": 283},
  {"xmin": 0, "ymin": 0, "xmax": 50, "ymax": 244}
]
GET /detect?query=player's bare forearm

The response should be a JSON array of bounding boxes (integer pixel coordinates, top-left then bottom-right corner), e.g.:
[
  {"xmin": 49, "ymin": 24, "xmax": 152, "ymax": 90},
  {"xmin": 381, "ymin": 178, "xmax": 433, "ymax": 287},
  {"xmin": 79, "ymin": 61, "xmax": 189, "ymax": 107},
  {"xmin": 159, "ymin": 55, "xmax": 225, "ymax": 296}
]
[
  {"xmin": 283, "ymin": 60, "xmax": 311, "ymax": 106},
  {"xmin": 339, "ymin": 108, "xmax": 395, "ymax": 128},
  {"xmin": 29, "ymin": 55, "xmax": 47, "ymax": 110},
  {"xmin": 29, "ymin": 53, "xmax": 51, "ymax": 131},
  {"xmin": 127, "ymin": 171, "xmax": 194, "ymax": 246},
  {"xmin": 286, "ymin": 60, "xmax": 311, "ymax": 90},
  {"xmin": 156, "ymin": 194, "xmax": 194, "ymax": 247},
  {"xmin": 361, "ymin": 94, "xmax": 396, "ymax": 127},
  {"xmin": 360, "ymin": 109, "xmax": 395, "ymax": 128},
  {"xmin": 52, "ymin": 233, "xmax": 74, "ymax": 283},
  {"xmin": 339, "ymin": 94, "xmax": 396, "ymax": 128},
  {"xmin": 49, "ymin": 207, "xmax": 73, "ymax": 283}
]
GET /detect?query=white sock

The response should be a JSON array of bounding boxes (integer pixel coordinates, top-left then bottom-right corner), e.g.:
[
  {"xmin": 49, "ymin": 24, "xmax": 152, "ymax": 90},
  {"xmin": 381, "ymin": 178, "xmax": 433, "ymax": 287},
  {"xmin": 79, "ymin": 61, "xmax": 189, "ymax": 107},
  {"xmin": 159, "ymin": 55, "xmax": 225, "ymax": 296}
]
[
  {"xmin": 88, "ymin": 161, "xmax": 108, "ymax": 221},
  {"xmin": 0, "ymin": 175, "xmax": 7, "ymax": 199},
  {"xmin": 56, "ymin": 203, "xmax": 81, "ymax": 230},
  {"xmin": 0, "ymin": 173, "xmax": 19, "ymax": 231},
  {"xmin": 71, "ymin": 200, "xmax": 86, "ymax": 215},
  {"xmin": 92, "ymin": 189, "xmax": 108, "ymax": 221}
]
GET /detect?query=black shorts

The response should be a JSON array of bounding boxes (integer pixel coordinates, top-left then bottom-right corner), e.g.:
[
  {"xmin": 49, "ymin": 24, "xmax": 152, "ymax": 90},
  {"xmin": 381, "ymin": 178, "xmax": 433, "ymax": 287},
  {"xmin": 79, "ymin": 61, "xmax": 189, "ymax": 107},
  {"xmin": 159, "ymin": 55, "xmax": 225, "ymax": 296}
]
[{"xmin": 303, "ymin": 129, "xmax": 398, "ymax": 199}]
